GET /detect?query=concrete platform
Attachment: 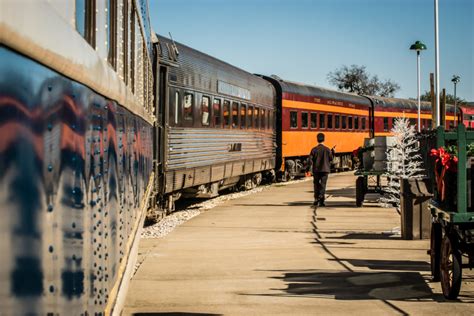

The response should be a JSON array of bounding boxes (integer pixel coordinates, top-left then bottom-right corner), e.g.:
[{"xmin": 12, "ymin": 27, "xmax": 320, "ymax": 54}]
[{"xmin": 124, "ymin": 172, "xmax": 474, "ymax": 315}]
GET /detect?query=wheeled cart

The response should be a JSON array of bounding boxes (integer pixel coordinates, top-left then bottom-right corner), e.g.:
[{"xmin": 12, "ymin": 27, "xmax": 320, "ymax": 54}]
[
  {"xmin": 354, "ymin": 170, "xmax": 387, "ymax": 207},
  {"xmin": 428, "ymin": 125, "xmax": 474, "ymax": 299}
]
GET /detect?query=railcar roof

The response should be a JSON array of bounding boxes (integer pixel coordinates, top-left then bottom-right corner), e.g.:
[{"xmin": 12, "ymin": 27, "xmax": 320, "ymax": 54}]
[
  {"xmin": 369, "ymin": 95, "xmax": 454, "ymax": 113},
  {"xmin": 156, "ymin": 34, "xmax": 274, "ymax": 107},
  {"xmin": 267, "ymin": 75, "xmax": 372, "ymax": 107}
]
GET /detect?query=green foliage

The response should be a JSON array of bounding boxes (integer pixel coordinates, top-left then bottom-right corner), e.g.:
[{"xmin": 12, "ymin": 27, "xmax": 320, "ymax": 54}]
[
  {"xmin": 327, "ymin": 65, "xmax": 400, "ymax": 97},
  {"xmin": 440, "ymin": 143, "xmax": 474, "ymax": 157},
  {"xmin": 419, "ymin": 91, "xmax": 466, "ymax": 105}
]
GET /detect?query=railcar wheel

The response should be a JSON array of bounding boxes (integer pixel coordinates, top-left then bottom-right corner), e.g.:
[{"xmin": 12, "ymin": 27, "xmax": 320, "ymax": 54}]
[
  {"xmin": 355, "ymin": 176, "xmax": 365, "ymax": 207},
  {"xmin": 440, "ymin": 234, "xmax": 462, "ymax": 299},
  {"xmin": 430, "ymin": 222, "xmax": 442, "ymax": 281}
]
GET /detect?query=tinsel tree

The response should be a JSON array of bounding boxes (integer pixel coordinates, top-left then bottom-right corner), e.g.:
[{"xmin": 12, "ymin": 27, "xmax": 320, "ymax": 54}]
[{"xmin": 380, "ymin": 117, "xmax": 424, "ymax": 210}]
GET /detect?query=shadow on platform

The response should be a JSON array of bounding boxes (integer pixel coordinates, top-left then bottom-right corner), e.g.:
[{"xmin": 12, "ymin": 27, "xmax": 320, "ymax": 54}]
[
  {"xmin": 326, "ymin": 232, "xmax": 399, "ymax": 240},
  {"xmin": 271, "ymin": 269, "xmax": 435, "ymax": 301},
  {"xmin": 133, "ymin": 313, "xmax": 222, "ymax": 316},
  {"xmin": 335, "ymin": 258, "xmax": 430, "ymax": 271}
]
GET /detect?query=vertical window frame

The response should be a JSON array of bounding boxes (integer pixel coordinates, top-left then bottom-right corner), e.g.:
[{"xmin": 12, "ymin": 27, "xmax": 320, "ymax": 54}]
[
  {"xmin": 240, "ymin": 104, "xmax": 247, "ymax": 129},
  {"xmin": 231, "ymin": 101, "xmax": 239, "ymax": 129},
  {"xmin": 223, "ymin": 100, "xmax": 231, "ymax": 128},
  {"xmin": 290, "ymin": 111, "xmax": 298, "ymax": 129},
  {"xmin": 183, "ymin": 92, "xmax": 194, "ymax": 122},
  {"xmin": 310, "ymin": 112, "xmax": 317, "ymax": 129},
  {"xmin": 301, "ymin": 112, "xmax": 309, "ymax": 129},
  {"xmin": 201, "ymin": 95, "xmax": 210, "ymax": 126},
  {"xmin": 213, "ymin": 98, "xmax": 222, "ymax": 128},
  {"xmin": 319, "ymin": 113, "xmax": 326, "ymax": 129}
]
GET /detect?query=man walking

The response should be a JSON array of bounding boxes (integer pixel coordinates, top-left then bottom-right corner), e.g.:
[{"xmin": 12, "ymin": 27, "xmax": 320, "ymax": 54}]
[{"xmin": 308, "ymin": 133, "xmax": 333, "ymax": 206}]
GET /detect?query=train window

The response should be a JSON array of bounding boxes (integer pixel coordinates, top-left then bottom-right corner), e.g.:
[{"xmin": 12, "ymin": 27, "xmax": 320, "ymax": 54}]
[
  {"xmin": 301, "ymin": 112, "xmax": 308, "ymax": 129},
  {"xmin": 75, "ymin": 0, "xmax": 96, "ymax": 47},
  {"xmin": 268, "ymin": 110, "xmax": 273, "ymax": 130},
  {"xmin": 348, "ymin": 116, "xmax": 353, "ymax": 129},
  {"xmin": 184, "ymin": 93, "xmax": 194, "ymax": 121},
  {"xmin": 223, "ymin": 100, "xmax": 231, "ymax": 127},
  {"xmin": 290, "ymin": 111, "xmax": 298, "ymax": 129},
  {"xmin": 201, "ymin": 96, "xmax": 210, "ymax": 126},
  {"xmin": 123, "ymin": 0, "xmax": 130, "ymax": 83},
  {"xmin": 310, "ymin": 113, "xmax": 317, "ymax": 128},
  {"xmin": 254, "ymin": 107, "xmax": 259, "ymax": 129},
  {"xmin": 320, "ymin": 113, "xmax": 325, "ymax": 129},
  {"xmin": 107, "ymin": 0, "xmax": 117, "ymax": 68},
  {"xmin": 342, "ymin": 116, "xmax": 347, "ymax": 129},
  {"xmin": 241, "ymin": 104, "xmax": 247, "ymax": 129},
  {"xmin": 75, "ymin": 0, "xmax": 86, "ymax": 38},
  {"xmin": 172, "ymin": 91, "xmax": 180, "ymax": 125},
  {"xmin": 354, "ymin": 117, "xmax": 359, "ymax": 130},
  {"xmin": 335, "ymin": 115, "xmax": 340, "ymax": 129},
  {"xmin": 130, "ymin": 7, "xmax": 136, "ymax": 92},
  {"xmin": 267, "ymin": 110, "xmax": 272, "ymax": 130},
  {"xmin": 213, "ymin": 98, "xmax": 221, "ymax": 127},
  {"xmin": 383, "ymin": 117, "xmax": 389, "ymax": 131},
  {"xmin": 232, "ymin": 102, "xmax": 239, "ymax": 128},
  {"xmin": 327, "ymin": 114, "xmax": 333, "ymax": 129},
  {"xmin": 261, "ymin": 109, "xmax": 266, "ymax": 129},
  {"xmin": 362, "ymin": 117, "xmax": 366, "ymax": 130},
  {"xmin": 247, "ymin": 105, "xmax": 253, "ymax": 128}
]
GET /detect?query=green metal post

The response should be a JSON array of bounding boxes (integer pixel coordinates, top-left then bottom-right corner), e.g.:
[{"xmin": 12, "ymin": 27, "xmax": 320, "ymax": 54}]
[
  {"xmin": 436, "ymin": 126, "xmax": 445, "ymax": 149},
  {"xmin": 457, "ymin": 124, "xmax": 467, "ymax": 214}
]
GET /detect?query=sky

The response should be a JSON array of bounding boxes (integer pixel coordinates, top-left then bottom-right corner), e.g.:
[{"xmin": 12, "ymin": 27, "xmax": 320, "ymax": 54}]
[{"xmin": 149, "ymin": 0, "xmax": 474, "ymax": 101}]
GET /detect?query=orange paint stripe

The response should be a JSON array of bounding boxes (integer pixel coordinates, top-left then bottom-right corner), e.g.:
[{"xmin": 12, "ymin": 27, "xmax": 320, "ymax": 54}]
[
  {"xmin": 283, "ymin": 99, "xmax": 455, "ymax": 120},
  {"xmin": 282, "ymin": 131, "xmax": 368, "ymax": 156},
  {"xmin": 283, "ymin": 100, "xmax": 368, "ymax": 116}
]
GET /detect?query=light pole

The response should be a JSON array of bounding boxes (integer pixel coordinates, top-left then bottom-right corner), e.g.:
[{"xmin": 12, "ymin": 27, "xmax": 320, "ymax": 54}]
[
  {"xmin": 410, "ymin": 41, "xmax": 427, "ymax": 132},
  {"xmin": 452, "ymin": 75, "xmax": 460, "ymax": 125}
]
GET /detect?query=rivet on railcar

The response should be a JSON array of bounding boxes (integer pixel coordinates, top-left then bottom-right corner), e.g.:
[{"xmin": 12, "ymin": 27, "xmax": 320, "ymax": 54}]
[{"xmin": 152, "ymin": 35, "xmax": 277, "ymax": 213}]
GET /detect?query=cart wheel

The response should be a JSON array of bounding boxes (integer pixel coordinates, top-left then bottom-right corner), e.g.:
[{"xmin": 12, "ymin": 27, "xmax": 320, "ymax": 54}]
[
  {"xmin": 355, "ymin": 177, "xmax": 365, "ymax": 207},
  {"xmin": 440, "ymin": 234, "xmax": 462, "ymax": 299},
  {"xmin": 430, "ymin": 223, "xmax": 442, "ymax": 281}
]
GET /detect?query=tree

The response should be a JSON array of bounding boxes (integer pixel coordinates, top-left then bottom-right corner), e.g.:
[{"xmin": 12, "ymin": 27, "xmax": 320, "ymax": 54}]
[
  {"xmin": 419, "ymin": 91, "xmax": 466, "ymax": 105},
  {"xmin": 380, "ymin": 118, "xmax": 424, "ymax": 211},
  {"xmin": 327, "ymin": 65, "xmax": 400, "ymax": 97}
]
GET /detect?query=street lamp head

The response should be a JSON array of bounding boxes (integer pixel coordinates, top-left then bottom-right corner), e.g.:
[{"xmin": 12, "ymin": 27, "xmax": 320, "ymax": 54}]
[
  {"xmin": 410, "ymin": 40, "xmax": 427, "ymax": 52},
  {"xmin": 451, "ymin": 75, "xmax": 461, "ymax": 84}
]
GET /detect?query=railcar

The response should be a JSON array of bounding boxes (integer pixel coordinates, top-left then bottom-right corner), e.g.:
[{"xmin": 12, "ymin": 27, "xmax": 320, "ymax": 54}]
[
  {"xmin": 260, "ymin": 75, "xmax": 457, "ymax": 180},
  {"xmin": 260, "ymin": 75, "xmax": 372, "ymax": 179},
  {"xmin": 367, "ymin": 96, "xmax": 456, "ymax": 134},
  {"xmin": 0, "ymin": 1, "xmax": 155, "ymax": 314},
  {"xmin": 459, "ymin": 105, "xmax": 474, "ymax": 128},
  {"xmin": 152, "ymin": 35, "xmax": 276, "ymax": 214}
]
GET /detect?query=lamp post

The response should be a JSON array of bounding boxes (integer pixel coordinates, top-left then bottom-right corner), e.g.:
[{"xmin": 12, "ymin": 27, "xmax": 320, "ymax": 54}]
[
  {"xmin": 452, "ymin": 75, "xmax": 460, "ymax": 126},
  {"xmin": 410, "ymin": 40, "xmax": 427, "ymax": 132}
]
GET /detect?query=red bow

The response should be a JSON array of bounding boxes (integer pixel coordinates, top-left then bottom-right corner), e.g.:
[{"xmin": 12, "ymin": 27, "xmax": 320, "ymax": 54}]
[{"xmin": 430, "ymin": 147, "xmax": 458, "ymax": 201}]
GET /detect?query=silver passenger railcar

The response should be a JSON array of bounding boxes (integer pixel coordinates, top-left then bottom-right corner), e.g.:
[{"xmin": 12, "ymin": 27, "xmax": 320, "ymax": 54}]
[
  {"xmin": 153, "ymin": 35, "xmax": 276, "ymax": 213},
  {"xmin": 0, "ymin": 1, "xmax": 155, "ymax": 314}
]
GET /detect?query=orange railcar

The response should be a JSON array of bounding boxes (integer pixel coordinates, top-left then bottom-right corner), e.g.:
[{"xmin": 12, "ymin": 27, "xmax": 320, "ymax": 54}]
[
  {"xmin": 261, "ymin": 75, "xmax": 456, "ymax": 180},
  {"xmin": 261, "ymin": 76, "xmax": 372, "ymax": 179}
]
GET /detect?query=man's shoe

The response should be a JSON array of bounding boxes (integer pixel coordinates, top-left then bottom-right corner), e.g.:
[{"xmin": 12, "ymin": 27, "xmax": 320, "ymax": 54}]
[
  {"xmin": 319, "ymin": 201, "xmax": 326, "ymax": 207},
  {"xmin": 312, "ymin": 201, "xmax": 319, "ymax": 206}
]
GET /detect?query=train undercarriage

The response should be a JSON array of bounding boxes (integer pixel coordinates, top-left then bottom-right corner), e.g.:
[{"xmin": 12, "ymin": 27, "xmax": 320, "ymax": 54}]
[{"xmin": 280, "ymin": 152, "xmax": 355, "ymax": 181}]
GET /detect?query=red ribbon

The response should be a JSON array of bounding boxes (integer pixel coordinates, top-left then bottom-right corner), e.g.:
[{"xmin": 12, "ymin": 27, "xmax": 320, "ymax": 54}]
[{"xmin": 430, "ymin": 147, "xmax": 458, "ymax": 201}]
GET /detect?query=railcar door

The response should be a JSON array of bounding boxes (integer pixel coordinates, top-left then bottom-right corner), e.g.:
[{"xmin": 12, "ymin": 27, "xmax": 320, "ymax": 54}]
[{"xmin": 156, "ymin": 65, "xmax": 168, "ymax": 187}]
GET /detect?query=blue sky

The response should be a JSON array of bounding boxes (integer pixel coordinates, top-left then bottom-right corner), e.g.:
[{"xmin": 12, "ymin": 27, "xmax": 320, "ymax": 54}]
[{"xmin": 149, "ymin": 0, "xmax": 473, "ymax": 101}]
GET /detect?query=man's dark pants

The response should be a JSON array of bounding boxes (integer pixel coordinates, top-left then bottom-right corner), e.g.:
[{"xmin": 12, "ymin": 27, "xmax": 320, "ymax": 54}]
[{"xmin": 313, "ymin": 172, "xmax": 329, "ymax": 203}]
